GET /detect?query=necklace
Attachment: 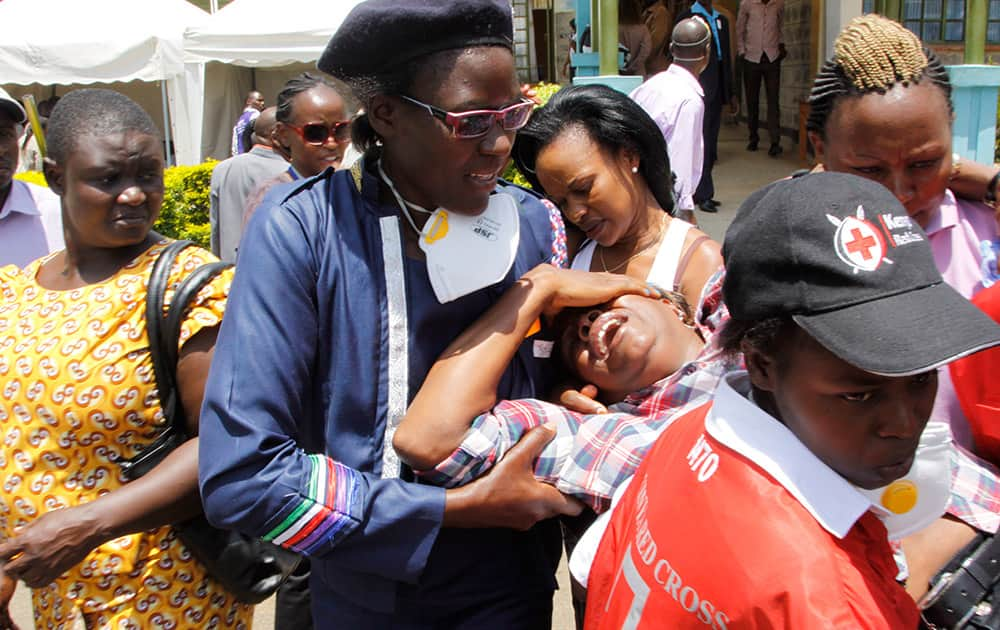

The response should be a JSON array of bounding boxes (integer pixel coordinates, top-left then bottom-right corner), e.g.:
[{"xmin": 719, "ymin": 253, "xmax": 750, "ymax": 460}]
[{"xmin": 599, "ymin": 215, "xmax": 668, "ymax": 273}]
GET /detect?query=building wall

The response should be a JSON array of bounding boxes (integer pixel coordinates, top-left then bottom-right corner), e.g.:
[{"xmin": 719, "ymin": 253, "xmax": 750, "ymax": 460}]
[
  {"xmin": 513, "ymin": 0, "xmax": 535, "ymax": 82},
  {"xmin": 775, "ymin": 0, "xmax": 814, "ymax": 139},
  {"xmin": 927, "ymin": 44, "xmax": 1000, "ymax": 65}
]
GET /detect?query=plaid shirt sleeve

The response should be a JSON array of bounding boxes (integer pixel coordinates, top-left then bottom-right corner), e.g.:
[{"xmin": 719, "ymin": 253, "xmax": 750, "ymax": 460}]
[
  {"xmin": 947, "ymin": 444, "xmax": 1000, "ymax": 533},
  {"xmin": 414, "ymin": 396, "xmax": 666, "ymax": 513},
  {"xmin": 413, "ymin": 398, "xmax": 578, "ymax": 491},
  {"xmin": 416, "ymin": 266, "xmax": 739, "ymax": 513},
  {"xmin": 416, "ymin": 347, "xmax": 740, "ymax": 513}
]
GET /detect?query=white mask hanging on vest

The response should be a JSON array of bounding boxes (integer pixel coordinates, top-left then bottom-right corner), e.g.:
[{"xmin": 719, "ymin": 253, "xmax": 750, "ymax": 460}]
[
  {"xmin": 379, "ymin": 160, "xmax": 521, "ymax": 304},
  {"xmin": 854, "ymin": 421, "xmax": 953, "ymax": 541}
]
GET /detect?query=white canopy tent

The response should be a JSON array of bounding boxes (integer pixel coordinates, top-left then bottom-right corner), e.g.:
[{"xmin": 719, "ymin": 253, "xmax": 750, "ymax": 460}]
[
  {"xmin": 183, "ymin": 0, "xmax": 364, "ymax": 160},
  {"xmin": 0, "ymin": 0, "xmax": 208, "ymax": 166}
]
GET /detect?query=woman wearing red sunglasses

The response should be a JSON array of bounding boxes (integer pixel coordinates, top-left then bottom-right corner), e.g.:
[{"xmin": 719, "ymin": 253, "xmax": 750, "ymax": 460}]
[
  {"xmin": 198, "ymin": 1, "xmax": 582, "ymax": 629},
  {"xmin": 241, "ymin": 73, "xmax": 351, "ymax": 230},
  {"xmin": 273, "ymin": 73, "xmax": 351, "ymax": 177}
]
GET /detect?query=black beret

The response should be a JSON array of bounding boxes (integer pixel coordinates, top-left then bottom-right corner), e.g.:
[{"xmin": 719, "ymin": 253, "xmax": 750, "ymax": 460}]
[{"xmin": 318, "ymin": 0, "xmax": 514, "ymax": 80}]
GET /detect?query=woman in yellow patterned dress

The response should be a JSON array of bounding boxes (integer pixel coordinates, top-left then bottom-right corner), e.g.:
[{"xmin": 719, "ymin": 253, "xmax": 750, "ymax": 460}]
[{"xmin": 0, "ymin": 90, "xmax": 251, "ymax": 629}]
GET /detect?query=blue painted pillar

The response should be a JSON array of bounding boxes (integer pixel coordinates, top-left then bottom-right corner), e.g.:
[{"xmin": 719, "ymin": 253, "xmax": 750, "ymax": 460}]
[
  {"xmin": 573, "ymin": 0, "xmax": 600, "ymax": 77},
  {"xmin": 948, "ymin": 65, "xmax": 1000, "ymax": 165}
]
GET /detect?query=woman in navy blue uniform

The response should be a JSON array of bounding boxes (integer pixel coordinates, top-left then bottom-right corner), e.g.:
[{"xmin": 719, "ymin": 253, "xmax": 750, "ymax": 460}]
[{"xmin": 197, "ymin": 1, "xmax": 583, "ymax": 628}]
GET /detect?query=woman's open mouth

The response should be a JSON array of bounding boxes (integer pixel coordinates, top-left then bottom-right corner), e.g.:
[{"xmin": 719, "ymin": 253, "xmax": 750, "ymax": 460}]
[{"xmin": 589, "ymin": 310, "xmax": 627, "ymax": 360}]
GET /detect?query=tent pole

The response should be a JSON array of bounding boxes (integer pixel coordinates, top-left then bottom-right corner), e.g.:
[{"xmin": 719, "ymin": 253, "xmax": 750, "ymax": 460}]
[{"xmin": 160, "ymin": 81, "xmax": 174, "ymax": 167}]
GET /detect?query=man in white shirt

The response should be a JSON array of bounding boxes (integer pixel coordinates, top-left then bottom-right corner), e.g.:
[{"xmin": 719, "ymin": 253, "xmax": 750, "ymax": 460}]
[
  {"xmin": 630, "ymin": 17, "xmax": 712, "ymax": 220},
  {"xmin": 0, "ymin": 87, "xmax": 62, "ymax": 268}
]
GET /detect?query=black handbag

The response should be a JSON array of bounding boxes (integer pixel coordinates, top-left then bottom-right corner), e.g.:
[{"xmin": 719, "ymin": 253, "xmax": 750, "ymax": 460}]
[
  {"xmin": 920, "ymin": 532, "xmax": 1000, "ymax": 629},
  {"xmin": 116, "ymin": 240, "xmax": 300, "ymax": 605}
]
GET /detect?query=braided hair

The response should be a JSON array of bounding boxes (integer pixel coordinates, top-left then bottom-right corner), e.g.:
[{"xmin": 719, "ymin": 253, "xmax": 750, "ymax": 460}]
[
  {"xmin": 807, "ymin": 14, "xmax": 953, "ymax": 139},
  {"xmin": 275, "ymin": 73, "xmax": 338, "ymax": 124}
]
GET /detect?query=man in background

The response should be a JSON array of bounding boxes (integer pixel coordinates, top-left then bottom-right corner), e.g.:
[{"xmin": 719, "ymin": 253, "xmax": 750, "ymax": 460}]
[
  {"xmin": 641, "ymin": 0, "xmax": 674, "ymax": 76},
  {"xmin": 16, "ymin": 96, "xmax": 58, "ymax": 174},
  {"xmin": 677, "ymin": 0, "xmax": 736, "ymax": 214},
  {"xmin": 0, "ymin": 88, "xmax": 62, "ymax": 268},
  {"xmin": 737, "ymin": 0, "xmax": 785, "ymax": 157},
  {"xmin": 211, "ymin": 106, "xmax": 286, "ymax": 262},
  {"xmin": 630, "ymin": 17, "xmax": 711, "ymax": 224},
  {"xmin": 231, "ymin": 90, "xmax": 264, "ymax": 156}
]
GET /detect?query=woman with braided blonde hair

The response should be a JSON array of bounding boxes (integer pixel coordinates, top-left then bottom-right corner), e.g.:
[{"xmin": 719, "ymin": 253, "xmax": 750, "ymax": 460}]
[
  {"xmin": 807, "ymin": 14, "xmax": 1000, "ymax": 441},
  {"xmin": 808, "ymin": 15, "xmax": 998, "ymax": 298}
]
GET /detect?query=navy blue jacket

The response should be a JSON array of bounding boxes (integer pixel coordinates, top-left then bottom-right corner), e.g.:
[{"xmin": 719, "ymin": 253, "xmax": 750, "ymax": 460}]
[{"xmin": 198, "ymin": 159, "xmax": 563, "ymax": 618}]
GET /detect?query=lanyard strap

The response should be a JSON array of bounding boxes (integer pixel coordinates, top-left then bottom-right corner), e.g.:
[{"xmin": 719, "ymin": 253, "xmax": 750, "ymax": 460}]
[{"xmin": 377, "ymin": 159, "xmax": 434, "ymax": 236}]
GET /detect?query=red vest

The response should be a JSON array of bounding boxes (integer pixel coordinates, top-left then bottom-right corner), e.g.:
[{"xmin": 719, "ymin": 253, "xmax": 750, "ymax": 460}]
[
  {"xmin": 952, "ymin": 284, "xmax": 1000, "ymax": 465},
  {"xmin": 585, "ymin": 402, "xmax": 919, "ymax": 629}
]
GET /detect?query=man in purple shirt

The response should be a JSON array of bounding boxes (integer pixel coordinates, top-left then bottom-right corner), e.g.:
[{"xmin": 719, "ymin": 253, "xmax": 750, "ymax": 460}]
[
  {"xmin": 737, "ymin": 0, "xmax": 786, "ymax": 156},
  {"xmin": 0, "ymin": 87, "xmax": 62, "ymax": 268},
  {"xmin": 230, "ymin": 90, "xmax": 264, "ymax": 156},
  {"xmin": 630, "ymin": 17, "xmax": 712, "ymax": 222}
]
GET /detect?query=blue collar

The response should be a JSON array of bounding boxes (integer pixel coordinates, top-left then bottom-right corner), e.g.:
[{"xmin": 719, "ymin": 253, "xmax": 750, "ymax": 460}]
[{"xmin": 691, "ymin": 2, "xmax": 722, "ymax": 58}]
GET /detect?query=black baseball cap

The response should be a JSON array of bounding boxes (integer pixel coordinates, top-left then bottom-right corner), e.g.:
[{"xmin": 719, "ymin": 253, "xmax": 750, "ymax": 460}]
[
  {"xmin": 318, "ymin": 0, "xmax": 514, "ymax": 81},
  {"xmin": 722, "ymin": 172, "xmax": 1000, "ymax": 376}
]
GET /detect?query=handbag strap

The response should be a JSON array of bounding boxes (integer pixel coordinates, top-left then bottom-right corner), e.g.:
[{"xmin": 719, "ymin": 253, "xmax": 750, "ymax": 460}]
[
  {"xmin": 146, "ymin": 240, "xmax": 231, "ymax": 438},
  {"xmin": 920, "ymin": 532, "xmax": 1000, "ymax": 628}
]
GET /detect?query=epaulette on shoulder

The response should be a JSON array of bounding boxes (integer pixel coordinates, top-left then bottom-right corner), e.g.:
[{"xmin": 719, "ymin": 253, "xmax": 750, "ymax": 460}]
[{"xmin": 349, "ymin": 159, "xmax": 364, "ymax": 191}]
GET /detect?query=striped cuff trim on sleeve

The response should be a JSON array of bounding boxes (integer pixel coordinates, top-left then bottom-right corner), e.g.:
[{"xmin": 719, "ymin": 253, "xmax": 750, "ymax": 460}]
[{"xmin": 263, "ymin": 454, "xmax": 362, "ymax": 555}]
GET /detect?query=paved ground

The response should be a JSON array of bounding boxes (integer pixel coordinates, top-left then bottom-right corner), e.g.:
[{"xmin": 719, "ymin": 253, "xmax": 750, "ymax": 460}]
[
  {"xmin": 693, "ymin": 119, "xmax": 805, "ymax": 242},
  {"xmin": 8, "ymin": 120, "xmax": 802, "ymax": 630}
]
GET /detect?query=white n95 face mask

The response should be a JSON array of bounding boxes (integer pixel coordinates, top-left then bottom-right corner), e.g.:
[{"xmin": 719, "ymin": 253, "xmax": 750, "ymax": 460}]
[
  {"xmin": 418, "ymin": 192, "xmax": 521, "ymax": 304},
  {"xmin": 856, "ymin": 421, "xmax": 953, "ymax": 540},
  {"xmin": 378, "ymin": 160, "xmax": 521, "ymax": 304}
]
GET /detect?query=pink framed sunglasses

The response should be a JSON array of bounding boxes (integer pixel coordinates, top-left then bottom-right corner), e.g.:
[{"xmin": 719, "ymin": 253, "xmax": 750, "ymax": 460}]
[{"xmin": 398, "ymin": 94, "xmax": 534, "ymax": 139}]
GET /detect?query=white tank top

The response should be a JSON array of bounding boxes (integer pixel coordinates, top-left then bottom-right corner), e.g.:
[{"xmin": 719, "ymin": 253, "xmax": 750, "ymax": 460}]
[{"xmin": 571, "ymin": 217, "xmax": 694, "ymax": 289}]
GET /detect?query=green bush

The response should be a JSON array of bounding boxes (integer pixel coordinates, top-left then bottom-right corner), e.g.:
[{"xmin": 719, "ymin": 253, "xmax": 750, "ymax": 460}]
[
  {"xmin": 502, "ymin": 82, "xmax": 563, "ymax": 189},
  {"xmin": 155, "ymin": 162, "xmax": 215, "ymax": 248},
  {"xmin": 15, "ymin": 161, "xmax": 216, "ymax": 248}
]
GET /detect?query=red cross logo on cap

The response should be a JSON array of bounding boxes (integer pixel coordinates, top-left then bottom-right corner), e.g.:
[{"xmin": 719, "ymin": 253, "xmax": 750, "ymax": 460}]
[
  {"xmin": 845, "ymin": 228, "xmax": 878, "ymax": 261},
  {"xmin": 828, "ymin": 206, "xmax": 890, "ymax": 273}
]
